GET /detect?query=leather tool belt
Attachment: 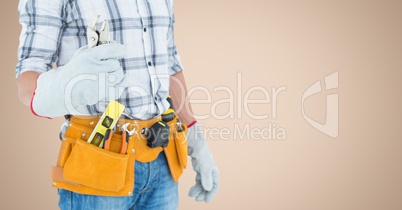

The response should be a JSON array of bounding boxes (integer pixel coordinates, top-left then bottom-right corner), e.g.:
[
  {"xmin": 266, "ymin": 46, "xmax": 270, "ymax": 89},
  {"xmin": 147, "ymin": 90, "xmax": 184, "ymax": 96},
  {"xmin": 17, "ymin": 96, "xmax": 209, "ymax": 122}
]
[{"xmin": 50, "ymin": 115, "xmax": 188, "ymax": 196}]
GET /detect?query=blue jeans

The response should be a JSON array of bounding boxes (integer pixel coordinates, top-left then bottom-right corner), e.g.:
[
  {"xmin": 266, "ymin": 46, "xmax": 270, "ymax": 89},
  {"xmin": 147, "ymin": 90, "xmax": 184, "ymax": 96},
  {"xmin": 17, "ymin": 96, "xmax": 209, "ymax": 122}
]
[{"xmin": 58, "ymin": 152, "xmax": 178, "ymax": 210}]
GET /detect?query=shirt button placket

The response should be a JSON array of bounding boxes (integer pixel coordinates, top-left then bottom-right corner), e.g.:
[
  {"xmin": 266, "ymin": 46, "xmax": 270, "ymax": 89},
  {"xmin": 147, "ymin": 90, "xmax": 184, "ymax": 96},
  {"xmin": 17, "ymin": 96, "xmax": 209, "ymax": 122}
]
[
  {"xmin": 141, "ymin": 13, "xmax": 158, "ymax": 103},
  {"xmin": 137, "ymin": 0, "xmax": 161, "ymax": 112}
]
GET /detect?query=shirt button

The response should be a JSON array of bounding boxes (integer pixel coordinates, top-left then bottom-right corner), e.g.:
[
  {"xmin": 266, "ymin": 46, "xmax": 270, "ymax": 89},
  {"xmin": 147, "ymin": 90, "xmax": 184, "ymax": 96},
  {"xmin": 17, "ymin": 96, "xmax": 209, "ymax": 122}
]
[
  {"xmin": 148, "ymin": 61, "xmax": 152, "ymax": 66},
  {"xmin": 143, "ymin": 28, "xmax": 147, "ymax": 32}
]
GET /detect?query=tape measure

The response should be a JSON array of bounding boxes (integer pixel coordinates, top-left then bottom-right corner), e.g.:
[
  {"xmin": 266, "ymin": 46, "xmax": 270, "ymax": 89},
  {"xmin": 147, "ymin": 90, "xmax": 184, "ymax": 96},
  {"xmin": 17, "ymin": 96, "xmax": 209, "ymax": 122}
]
[{"xmin": 162, "ymin": 95, "xmax": 175, "ymax": 122}]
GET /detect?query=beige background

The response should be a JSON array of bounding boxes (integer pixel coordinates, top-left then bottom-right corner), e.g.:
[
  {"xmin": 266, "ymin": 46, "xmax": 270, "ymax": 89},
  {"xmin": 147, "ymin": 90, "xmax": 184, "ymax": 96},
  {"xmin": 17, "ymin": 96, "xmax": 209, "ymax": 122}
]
[{"xmin": 1, "ymin": 0, "xmax": 402, "ymax": 209}]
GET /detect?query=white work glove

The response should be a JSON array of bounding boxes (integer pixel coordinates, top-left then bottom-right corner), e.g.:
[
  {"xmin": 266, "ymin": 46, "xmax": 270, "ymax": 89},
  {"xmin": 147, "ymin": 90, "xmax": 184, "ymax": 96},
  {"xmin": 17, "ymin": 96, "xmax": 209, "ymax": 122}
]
[
  {"xmin": 187, "ymin": 122, "xmax": 219, "ymax": 203},
  {"xmin": 31, "ymin": 42, "xmax": 128, "ymax": 118}
]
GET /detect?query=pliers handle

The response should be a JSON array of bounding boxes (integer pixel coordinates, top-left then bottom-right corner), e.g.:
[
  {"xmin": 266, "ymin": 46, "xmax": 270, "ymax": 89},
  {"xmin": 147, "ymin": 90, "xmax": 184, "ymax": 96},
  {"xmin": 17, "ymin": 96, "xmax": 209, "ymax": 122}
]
[
  {"xmin": 121, "ymin": 131, "xmax": 129, "ymax": 155},
  {"xmin": 103, "ymin": 126, "xmax": 129, "ymax": 154},
  {"xmin": 103, "ymin": 129, "xmax": 113, "ymax": 151}
]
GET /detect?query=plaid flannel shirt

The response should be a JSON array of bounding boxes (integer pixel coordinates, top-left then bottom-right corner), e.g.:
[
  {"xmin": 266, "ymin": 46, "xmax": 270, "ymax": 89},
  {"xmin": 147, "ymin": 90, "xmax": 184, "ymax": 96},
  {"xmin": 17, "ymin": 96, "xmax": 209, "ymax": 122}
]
[{"xmin": 17, "ymin": 0, "xmax": 184, "ymax": 119}]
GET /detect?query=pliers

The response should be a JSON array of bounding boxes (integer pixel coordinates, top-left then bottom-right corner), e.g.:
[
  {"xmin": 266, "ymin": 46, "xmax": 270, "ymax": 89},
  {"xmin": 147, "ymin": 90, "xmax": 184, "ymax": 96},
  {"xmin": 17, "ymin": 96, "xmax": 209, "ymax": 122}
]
[
  {"xmin": 87, "ymin": 15, "xmax": 110, "ymax": 48},
  {"xmin": 103, "ymin": 123, "xmax": 131, "ymax": 154}
]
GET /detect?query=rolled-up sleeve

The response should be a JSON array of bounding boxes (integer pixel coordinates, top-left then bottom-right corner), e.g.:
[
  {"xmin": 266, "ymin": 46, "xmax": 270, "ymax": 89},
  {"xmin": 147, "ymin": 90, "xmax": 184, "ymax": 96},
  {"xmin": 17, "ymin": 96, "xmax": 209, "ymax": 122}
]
[
  {"xmin": 167, "ymin": 12, "xmax": 184, "ymax": 76},
  {"xmin": 16, "ymin": 0, "xmax": 65, "ymax": 79}
]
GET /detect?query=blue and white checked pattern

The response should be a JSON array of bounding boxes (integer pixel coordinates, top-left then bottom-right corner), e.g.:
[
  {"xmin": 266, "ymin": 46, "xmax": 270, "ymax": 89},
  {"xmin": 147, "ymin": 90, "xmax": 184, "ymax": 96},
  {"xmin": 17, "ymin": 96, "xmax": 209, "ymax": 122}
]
[{"xmin": 16, "ymin": 0, "xmax": 184, "ymax": 120}]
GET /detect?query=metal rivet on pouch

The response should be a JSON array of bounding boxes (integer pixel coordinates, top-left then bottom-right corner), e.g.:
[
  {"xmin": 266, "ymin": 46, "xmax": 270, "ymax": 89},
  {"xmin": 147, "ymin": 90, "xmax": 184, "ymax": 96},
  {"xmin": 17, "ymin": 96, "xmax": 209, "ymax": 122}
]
[
  {"xmin": 82, "ymin": 132, "xmax": 86, "ymax": 137},
  {"xmin": 90, "ymin": 121, "xmax": 94, "ymax": 125},
  {"xmin": 52, "ymin": 182, "xmax": 56, "ymax": 186},
  {"xmin": 69, "ymin": 123, "xmax": 72, "ymax": 126},
  {"xmin": 128, "ymin": 192, "xmax": 133, "ymax": 196},
  {"xmin": 132, "ymin": 149, "xmax": 136, "ymax": 153}
]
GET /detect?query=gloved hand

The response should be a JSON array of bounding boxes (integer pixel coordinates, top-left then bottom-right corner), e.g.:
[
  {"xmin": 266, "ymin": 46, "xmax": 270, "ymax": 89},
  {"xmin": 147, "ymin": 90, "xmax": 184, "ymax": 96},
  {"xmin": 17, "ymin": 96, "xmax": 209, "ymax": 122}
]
[
  {"xmin": 31, "ymin": 42, "xmax": 128, "ymax": 118},
  {"xmin": 187, "ymin": 122, "xmax": 219, "ymax": 203}
]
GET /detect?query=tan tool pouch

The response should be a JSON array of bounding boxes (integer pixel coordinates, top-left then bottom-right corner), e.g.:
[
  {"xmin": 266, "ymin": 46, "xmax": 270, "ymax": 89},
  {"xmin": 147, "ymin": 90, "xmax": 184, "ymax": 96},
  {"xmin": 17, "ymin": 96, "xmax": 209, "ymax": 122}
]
[
  {"xmin": 51, "ymin": 122, "xmax": 135, "ymax": 196},
  {"xmin": 164, "ymin": 117, "xmax": 188, "ymax": 182},
  {"xmin": 50, "ymin": 115, "xmax": 188, "ymax": 196},
  {"xmin": 173, "ymin": 122, "xmax": 188, "ymax": 169},
  {"xmin": 64, "ymin": 138, "xmax": 128, "ymax": 192}
]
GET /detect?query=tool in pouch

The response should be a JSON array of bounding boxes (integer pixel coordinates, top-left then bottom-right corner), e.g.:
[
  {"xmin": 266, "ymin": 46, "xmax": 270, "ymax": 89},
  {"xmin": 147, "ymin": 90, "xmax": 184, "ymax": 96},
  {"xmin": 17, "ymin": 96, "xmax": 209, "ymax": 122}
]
[
  {"xmin": 102, "ymin": 123, "xmax": 130, "ymax": 154},
  {"xmin": 86, "ymin": 100, "xmax": 128, "ymax": 154},
  {"xmin": 162, "ymin": 94, "xmax": 184, "ymax": 133},
  {"xmin": 142, "ymin": 95, "xmax": 183, "ymax": 148}
]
